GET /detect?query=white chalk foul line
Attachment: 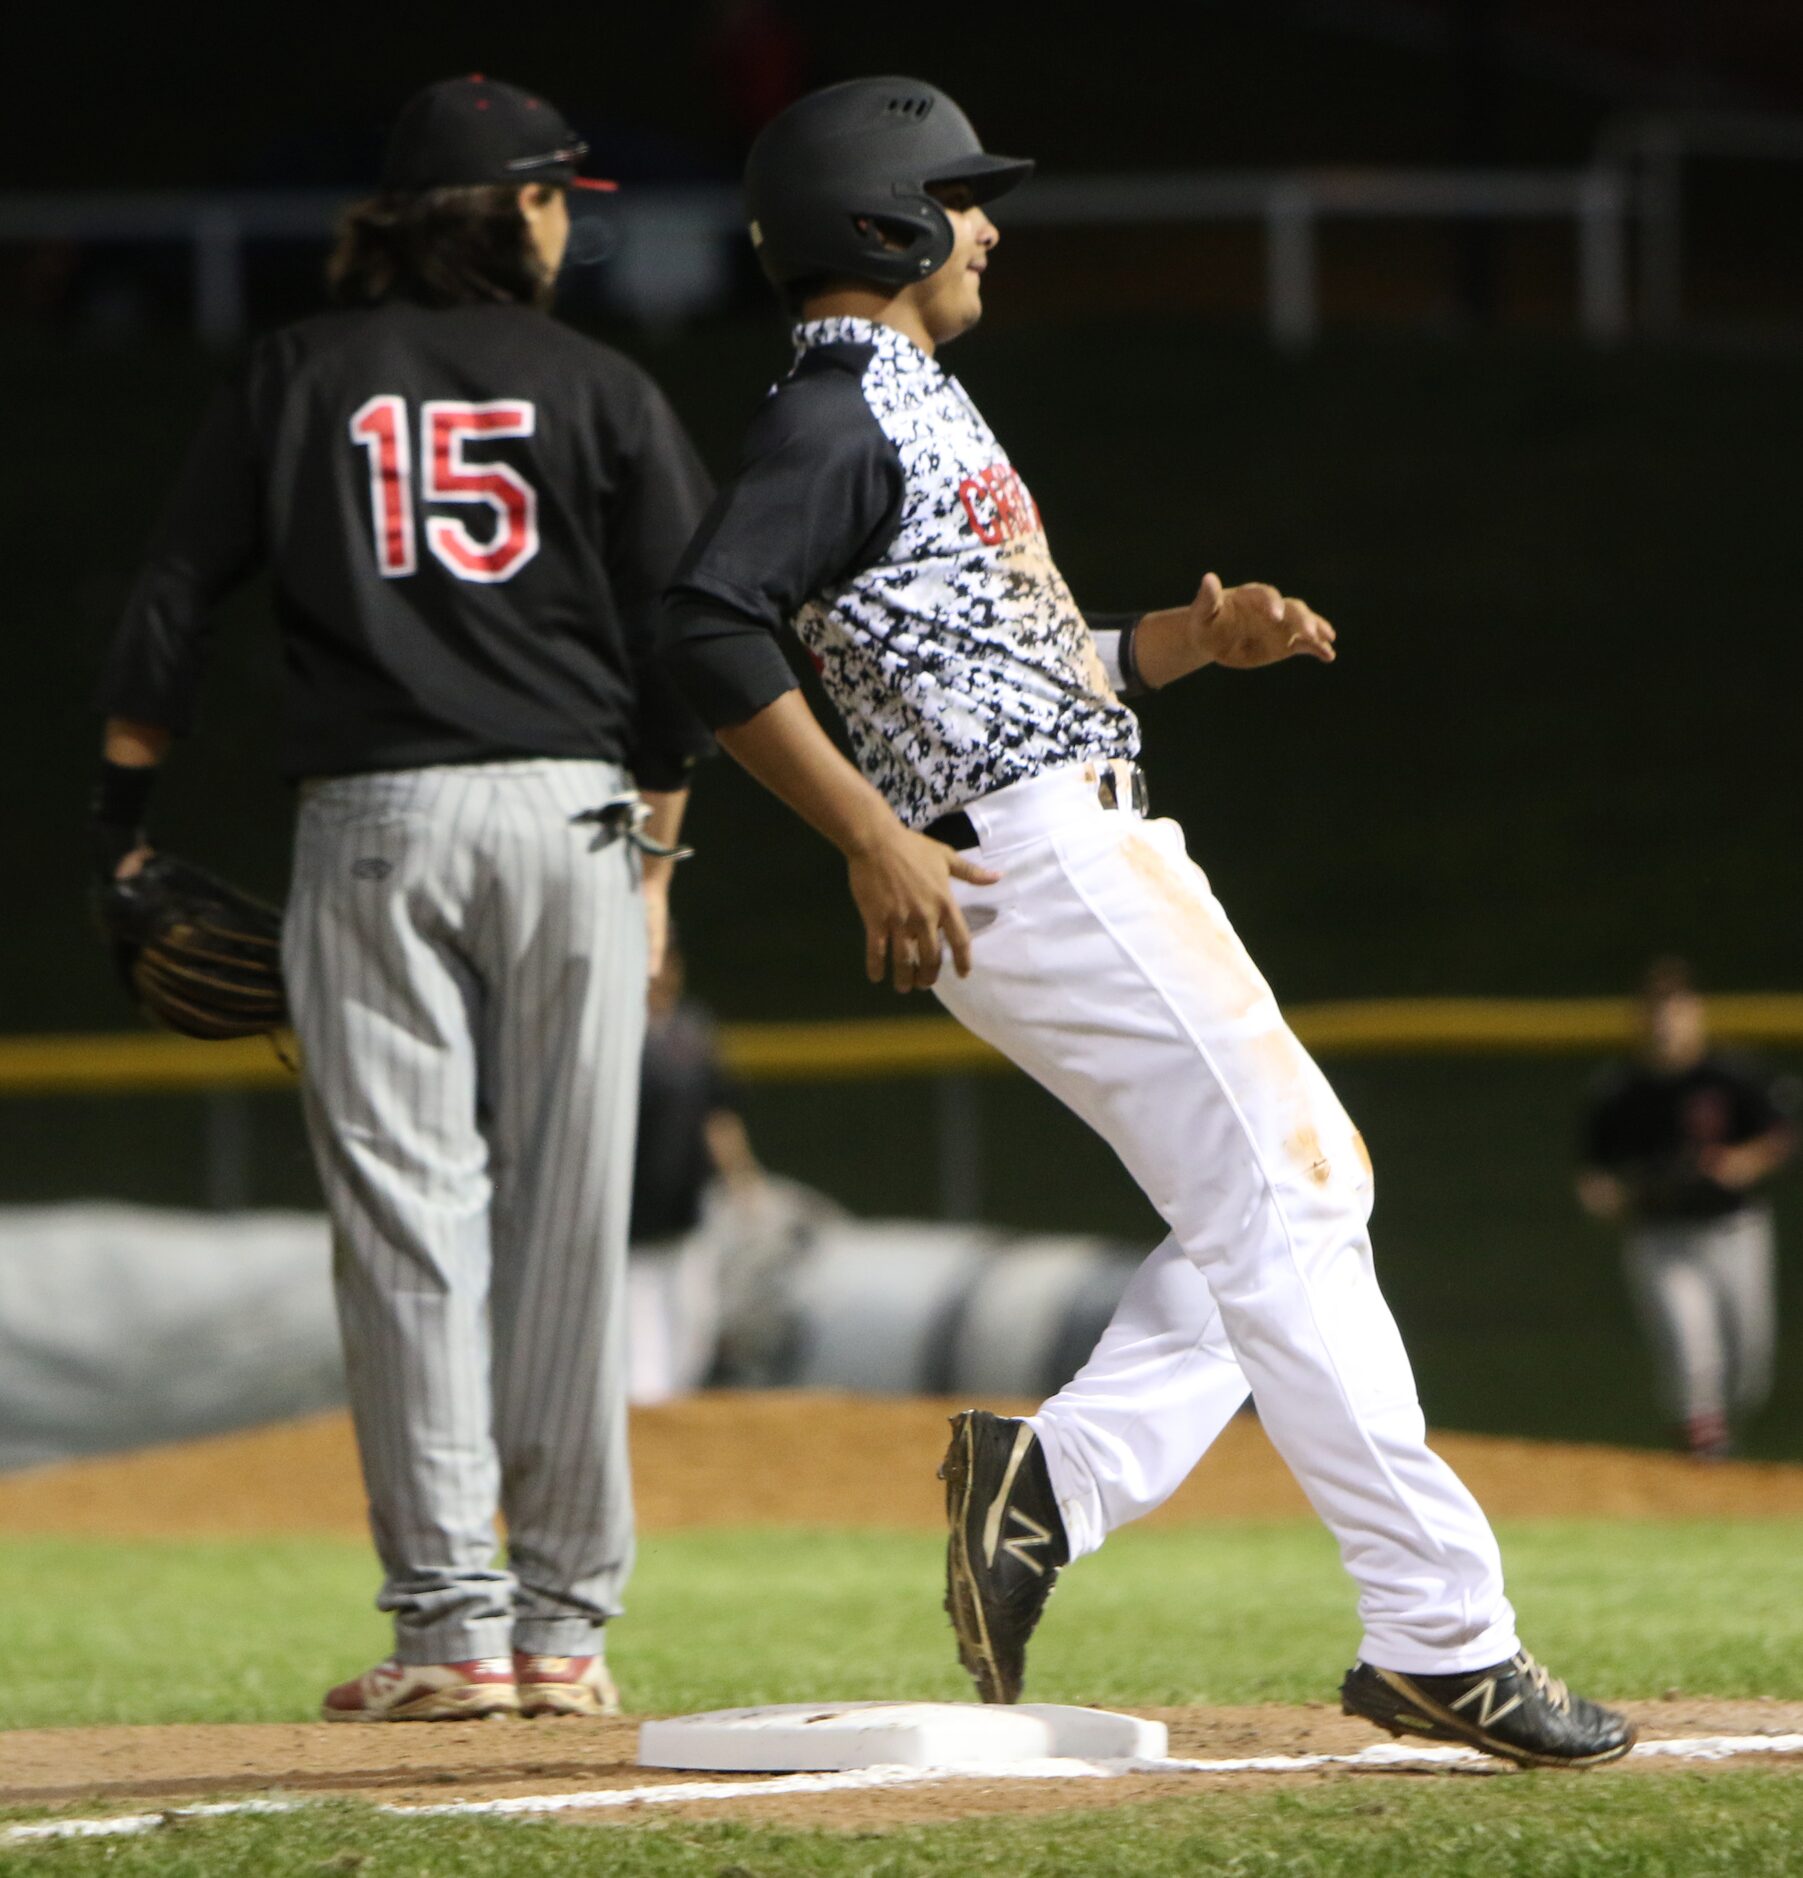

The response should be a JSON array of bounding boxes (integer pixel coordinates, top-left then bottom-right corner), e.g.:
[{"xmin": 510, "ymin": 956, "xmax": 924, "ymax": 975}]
[{"xmin": 6, "ymin": 1733, "xmax": 1801, "ymax": 1845}]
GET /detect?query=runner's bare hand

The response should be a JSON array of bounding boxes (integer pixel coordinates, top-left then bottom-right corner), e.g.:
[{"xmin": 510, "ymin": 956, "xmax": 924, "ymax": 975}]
[
  {"xmin": 1191, "ymin": 572, "xmax": 1335, "ymax": 669},
  {"xmin": 848, "ymin": 827, "xmax": 1000, "ymax": 992}
]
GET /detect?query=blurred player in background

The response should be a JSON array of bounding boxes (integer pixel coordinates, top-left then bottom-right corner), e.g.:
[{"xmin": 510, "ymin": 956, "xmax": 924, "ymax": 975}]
[
  {"xmin": 1578, "ymin": 959, "xmax": 1793, "ymax": 1458},
  {"xmin": 89, "ymin": 76, "xmax": 712, "ymax": 1720},
  {"xmin": 662, "ymin": 75, "xmax": 1635, "ymax": 1768},
  {"xmin": 627, "ymin": 932, "xmax": 765, "ymax": 1402}
]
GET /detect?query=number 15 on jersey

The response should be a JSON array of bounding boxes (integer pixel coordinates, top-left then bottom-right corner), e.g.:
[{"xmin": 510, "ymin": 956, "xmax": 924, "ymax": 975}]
[{"xmin": 350, "ymin": 396, "xmax": 540, "ymax": 585}]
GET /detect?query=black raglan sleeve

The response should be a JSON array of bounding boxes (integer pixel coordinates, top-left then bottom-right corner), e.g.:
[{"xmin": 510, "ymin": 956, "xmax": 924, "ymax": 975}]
[
  {"xmin": 659, "ymin": 367, "xmax": 905, "ymax": 731},
  {"xmin": 603, "ymin": 372, "xmax": 718, "ymax": 789},
  {"xmin": 93, "ymin": 367, "xmax": 266, "ymax": 732}
]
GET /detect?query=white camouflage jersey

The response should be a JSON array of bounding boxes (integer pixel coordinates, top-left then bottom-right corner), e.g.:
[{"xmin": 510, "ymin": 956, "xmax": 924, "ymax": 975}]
[{"xmin": 663, "ymin": 316, "xmax": 1142, "ymax": 826}]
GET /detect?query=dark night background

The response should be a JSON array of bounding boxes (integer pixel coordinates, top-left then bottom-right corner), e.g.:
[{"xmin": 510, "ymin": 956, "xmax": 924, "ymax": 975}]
[
  {"xmin": 4, "ymin": 1, "xmax": 1800, "ymax": 1452},
  {"xmin": 13, "ymin": 3, "xmax": 1803, "ymax": 185}
]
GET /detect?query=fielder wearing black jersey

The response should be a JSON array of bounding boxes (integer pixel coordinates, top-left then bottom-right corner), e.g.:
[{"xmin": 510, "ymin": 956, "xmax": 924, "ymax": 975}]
[
  {"xmin": 91, "ymin": 76, "xmax": 711, "ymax": 1723},
  {"xmin": 96, "ymin": 296, "xmax": 704, "ymax": 784},
  {"xmin": 1584, "ymin": 1054, "xmax": 1787, "ymax": 1226},
  {"xmin": 662, "ymin": 76, "xmax": 1635, "ymax": 1770},
  {"xmin": 1578, "ymin": 961, "xmax": 1793, "ymax": 1457}
]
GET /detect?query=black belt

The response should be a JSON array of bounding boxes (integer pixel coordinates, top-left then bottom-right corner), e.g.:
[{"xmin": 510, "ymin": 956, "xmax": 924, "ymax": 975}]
[{"xmin": 924, "ymin": 764, "xmax": 1149, "ymax": 851}]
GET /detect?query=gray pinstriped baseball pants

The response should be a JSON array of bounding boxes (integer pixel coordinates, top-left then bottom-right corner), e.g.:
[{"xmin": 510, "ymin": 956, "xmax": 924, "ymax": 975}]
[
  {"xmin": 1624, "ymin": 1208, "xmax": 1777, "ymax": 1428},
  {"xmin": 284, "ymin": 759, "xmax": 646, "ymax": 1665}
]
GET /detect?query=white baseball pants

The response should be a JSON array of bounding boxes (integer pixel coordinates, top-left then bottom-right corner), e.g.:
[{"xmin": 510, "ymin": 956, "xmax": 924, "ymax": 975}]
[
  {"xmin": 285, "ymin": 759, "xmax": 647, "ymax": 1665},
  {"xmin": 935, "ymin": 763, "xmax": 1519, "ymax": 1675}
]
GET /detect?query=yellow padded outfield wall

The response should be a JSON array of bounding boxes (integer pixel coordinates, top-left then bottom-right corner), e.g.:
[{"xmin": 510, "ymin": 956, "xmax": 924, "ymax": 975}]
[{"xmin": 1, "ymin": 996, "xmax": 1801, "ymax": 1095}]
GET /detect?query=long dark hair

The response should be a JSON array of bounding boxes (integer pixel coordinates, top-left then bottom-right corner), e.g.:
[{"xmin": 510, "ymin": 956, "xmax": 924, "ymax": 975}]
[{"xmin": 328, "ymin": 184, "xmax": 552, "ymax": 310}]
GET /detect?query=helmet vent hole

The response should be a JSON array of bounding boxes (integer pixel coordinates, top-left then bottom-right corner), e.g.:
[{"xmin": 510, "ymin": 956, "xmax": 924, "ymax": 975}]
[{"xmin": 883, "ymin": 94, "xmax": 934, "ymax": 120}]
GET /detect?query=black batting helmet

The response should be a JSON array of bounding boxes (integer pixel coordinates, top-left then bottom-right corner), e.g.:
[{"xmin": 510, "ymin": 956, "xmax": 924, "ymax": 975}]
[{"xmin": 744, "ymin": 77, "xmax": 1034, "ymax": 294}]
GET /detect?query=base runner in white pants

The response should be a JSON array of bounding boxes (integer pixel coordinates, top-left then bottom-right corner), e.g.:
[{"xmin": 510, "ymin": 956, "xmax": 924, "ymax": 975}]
[
  {"xmin": 91, "ymin": 79, "xmax": 715, "ymax": 1721},
  {"xmin": 662, "ymin": 77, "xmax": 1634, "ymax": 1768}
]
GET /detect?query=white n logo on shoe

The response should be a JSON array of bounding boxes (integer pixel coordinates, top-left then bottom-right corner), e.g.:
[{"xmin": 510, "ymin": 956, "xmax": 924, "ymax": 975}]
[
  {"xmin": 999, "ymin": 1506, "xmax": 1055, "ymax": 1577},
  {"xmin": 981, "ymin": 1424, "xmax": 1053, "ymax": 1574},
  {"xmin": 1448, "ymin": 1673, "xmax": 1525, "ymax": 1730}
]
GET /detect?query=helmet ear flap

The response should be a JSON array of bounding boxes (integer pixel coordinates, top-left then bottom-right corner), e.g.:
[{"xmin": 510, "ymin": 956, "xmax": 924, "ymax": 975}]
[{"xmin": 852, "ymin": 203, "xmax": 952, "ymax": 280}]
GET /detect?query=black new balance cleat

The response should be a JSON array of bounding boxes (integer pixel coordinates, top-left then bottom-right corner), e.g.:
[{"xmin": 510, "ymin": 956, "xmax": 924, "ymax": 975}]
[
  {"xmin": 1341, "ymin": 1650, "xmax": 1637, "ymax": 1769},
  {"xmin": 940, "ymin": 1410, "xmax": 1070, "ymax": 1704}
]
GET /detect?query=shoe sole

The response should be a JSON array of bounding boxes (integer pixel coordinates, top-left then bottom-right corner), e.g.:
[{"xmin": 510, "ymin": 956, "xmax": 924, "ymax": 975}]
[
  {"xmin": 1347, "ymin": 1667, "xmax": 1638, "ymax": 1770},
  {"xmin": 939, "ymin": 1412, "xmax": 1011, "ymax": 1705},
  {"xmin": 519, "ymin": 1687, "xmax": 620, "ymax": 1719},
  {"xmin": 321, "ymin": 1689, "xmax": 519, "ymax": 1723}
]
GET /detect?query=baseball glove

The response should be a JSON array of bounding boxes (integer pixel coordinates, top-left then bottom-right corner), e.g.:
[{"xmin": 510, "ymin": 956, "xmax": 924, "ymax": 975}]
[{"xmin": 95, "ymin": 854, "xmax": 288, "ymax": 1041}]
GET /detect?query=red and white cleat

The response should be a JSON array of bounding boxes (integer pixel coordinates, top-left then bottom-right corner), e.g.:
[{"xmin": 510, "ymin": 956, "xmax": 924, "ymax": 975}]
[
  {"xmin": 320, "ymin": 1657, "xmax": 519, "ymax": 1722},
  {"xmin": 513, "ymin": 1652, "xmax": 621, "ymax": 1718}
]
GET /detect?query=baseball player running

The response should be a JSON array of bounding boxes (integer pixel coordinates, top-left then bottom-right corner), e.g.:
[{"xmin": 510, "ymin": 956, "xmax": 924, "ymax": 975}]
[
  {"xmin": 90, "ymin": 76, "xmax": 713, "ymax": 1720},
  {"xmin": 662, "ymin": 76, "xmax": 1634, "ymax": 1768},
  {"xmin": 1579, "ymin": 959, "xmax": 1793, "ymax": 1457}
]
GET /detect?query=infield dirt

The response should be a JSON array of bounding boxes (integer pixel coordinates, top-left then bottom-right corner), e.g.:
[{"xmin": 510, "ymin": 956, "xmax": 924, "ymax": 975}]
[
  {"xmin": 5, "ymin": 1391, "xmax": 1801, "ymax": 1536},
  {"xmin": 4, "ymin": 1395, "xmax": 1800, "ymax": 1828},
  {"xmin": 6, "ymin": 1698, "xmax": 1803, "ymax": 1826}
]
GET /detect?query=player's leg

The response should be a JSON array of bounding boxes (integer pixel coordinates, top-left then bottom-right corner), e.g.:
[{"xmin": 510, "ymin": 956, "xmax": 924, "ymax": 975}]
[
  {"xmin": 941, "ymin": 793, "xmax": 1632, "ymax": 1759},
  {"xmin": 1029, "ymin": 1235, "xmax": 1250, "ymax": 1556},
  {"xmin": 1622, "ymin": 1228, "xmax": 1727, "ymax": 1454},
  {"xmin": 937, "ymin": 799, "xmax": 1513, "ymax": 1673},
  {"xmin": 284, "ymin": 770, "xmax": 514, "ymax": 1685},
  {"xmin": 1708, "ymin": 1207, "xmax": 1778, "ymax": 1429},
  {"xmin": 478, "ymin": 760, "xmax": 646, "ymax": 1709},
  {"xmin": 937, "ymin": 1231, "xmax": 1249, "ymax": 1704}
]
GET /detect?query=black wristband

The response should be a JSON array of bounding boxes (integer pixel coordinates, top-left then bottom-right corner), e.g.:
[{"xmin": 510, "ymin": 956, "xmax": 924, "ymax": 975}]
[
  {"xmin": 1117, "ymin": 615, "xmax": 1149, "ymax": 697},
  {"xmin": 92, "ymin": 759, "xmax": 158, "ymax": 831}
]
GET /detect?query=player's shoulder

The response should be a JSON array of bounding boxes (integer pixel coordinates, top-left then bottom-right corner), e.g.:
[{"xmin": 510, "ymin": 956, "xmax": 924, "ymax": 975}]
[
  {"xmin": 499, "ymin": 313, "xmax": 662, "ymax": 395},
  {"xmin": 258, "ymin": 304, "xmax": 650, "ymax": 392},
  {"xmin": 741, "ymin": 342, "xmax": 892, "ymax": 465},
  {"xmin": 480, "ymin": 314, "xmax": 688, "ymax": 437},
  {"xmin": 227, "ymin": 312, "xmax": 367, "ymax": 414},
  {"xmin": 242, "ymin": 305, "xmax": 419, "ymax": 394},
  {"xmin": 243, "ymin": 308, "xmax": 359, "ymax": 373}
]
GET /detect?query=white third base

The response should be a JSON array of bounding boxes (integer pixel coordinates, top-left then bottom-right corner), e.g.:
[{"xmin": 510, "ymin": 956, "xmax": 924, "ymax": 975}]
[{"xmin": 637, "ymin": 1702, "xmax": 1167, "ymax": 1772}]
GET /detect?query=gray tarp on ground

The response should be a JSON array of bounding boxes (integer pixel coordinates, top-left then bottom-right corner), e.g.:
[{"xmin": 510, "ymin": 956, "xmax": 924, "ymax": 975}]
[
  {"xmin": 0, "ymin": 1204, "xmax": 343, "ymax": 1472},
  {"xmin": 0, "ymin": 1197, "xmax": 1136, "ymax": 1472}
]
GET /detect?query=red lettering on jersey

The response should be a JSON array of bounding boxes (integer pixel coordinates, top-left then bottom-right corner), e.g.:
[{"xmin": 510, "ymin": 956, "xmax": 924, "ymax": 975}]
[
  {"xmin": 349, "ymin": 397, "xmax": 540, "ymax": 584},
  {"xmin": 958, "ymin": 462, "xmax": 1042, "ymax": 547},
  {"xmin": 422, "ymin": 401, "xmax": 540, "ymax": 582},
  {"xmin": 349, "ymin": 395, "xmax": 416, "ymax": 577}
]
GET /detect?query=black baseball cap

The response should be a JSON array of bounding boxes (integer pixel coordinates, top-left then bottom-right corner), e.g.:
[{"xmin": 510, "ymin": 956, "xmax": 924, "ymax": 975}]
[{"xmin": 382, "ymin": 75, "xmax": 617, "ymax": 194}]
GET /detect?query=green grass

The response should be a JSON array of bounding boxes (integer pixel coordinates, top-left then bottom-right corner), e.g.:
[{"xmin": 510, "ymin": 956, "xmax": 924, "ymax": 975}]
[
  {"xmin": 4, "ymin": 1520, "xmax": 1800, "ymax": 1733},
  {"xmin": 5, "ymin": 1775, "xmax": 1802, "ymax": 1876},
  {"xmin": 4, "ymin": 1523, "xmax": 1800, "ymax": 1873}
]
